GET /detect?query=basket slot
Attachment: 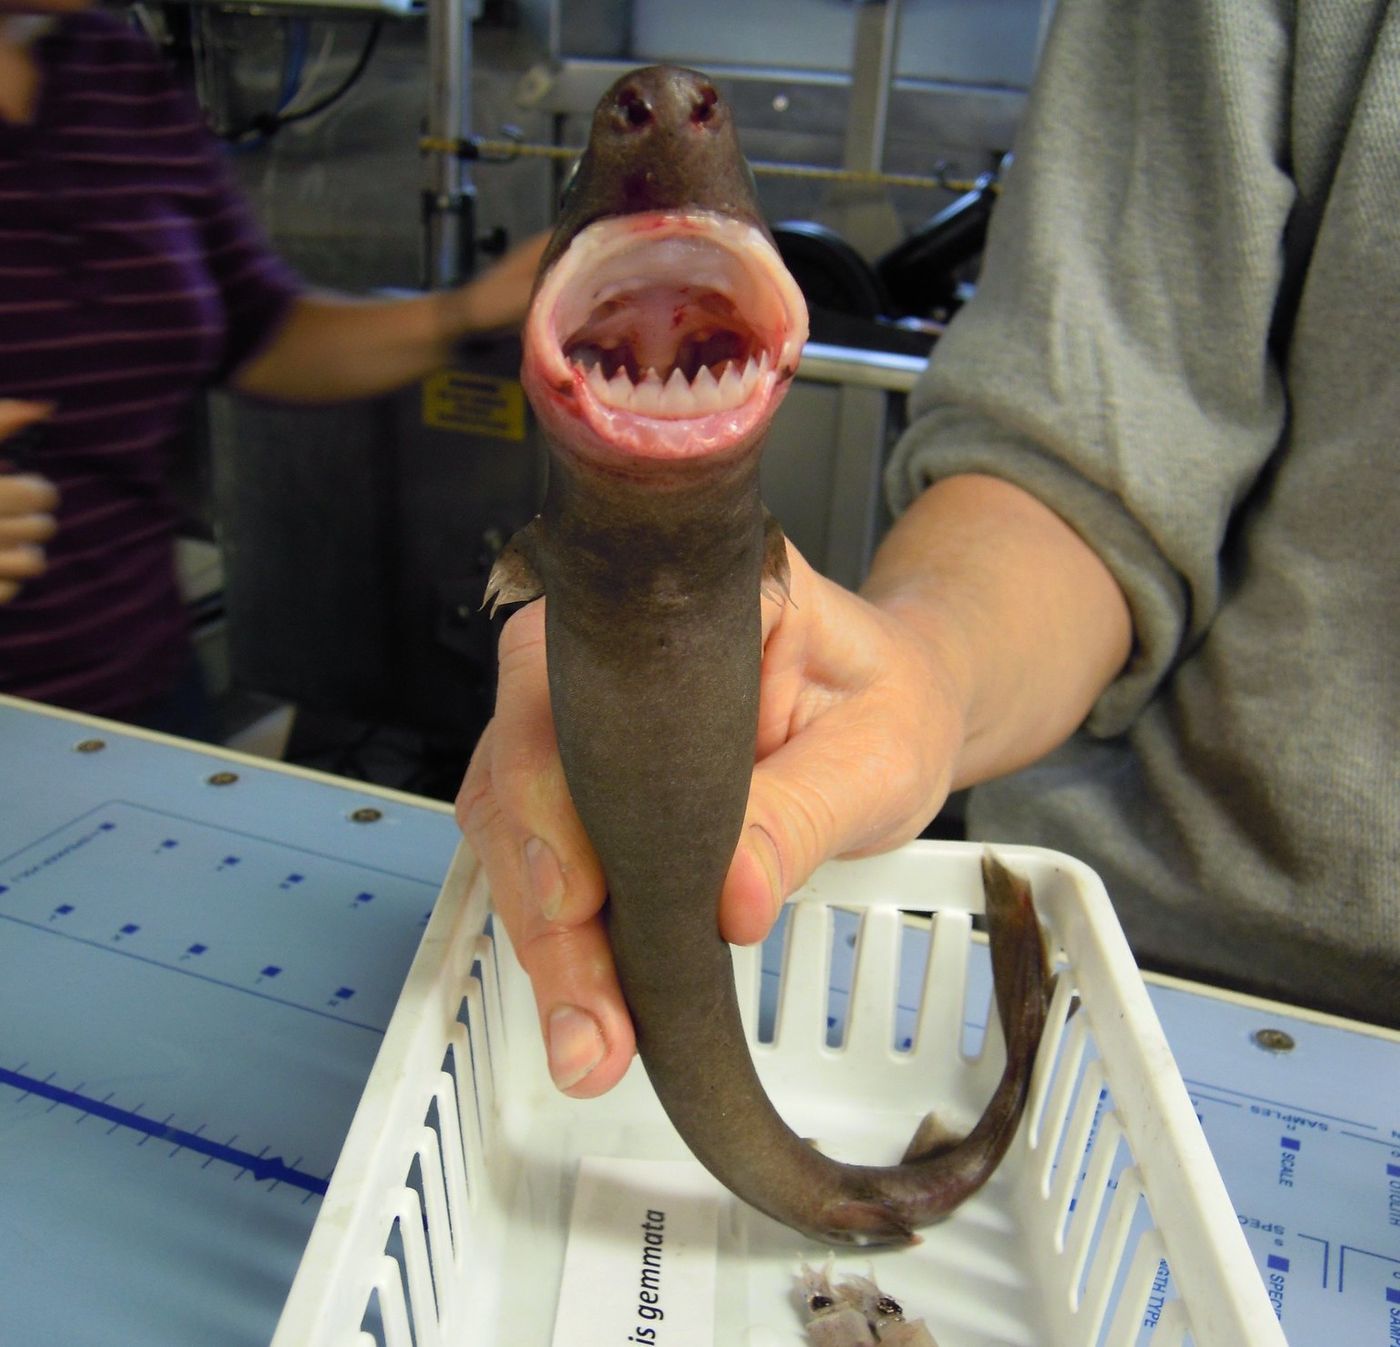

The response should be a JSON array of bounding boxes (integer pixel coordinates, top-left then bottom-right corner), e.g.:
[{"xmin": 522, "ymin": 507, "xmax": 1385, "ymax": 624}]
[
  {"xmin": 911, "ymin": 908, "xmax": 971, "ymax": 1068},
  {"xmin": 773, "ymin": 902, "xmax": 834, "ymax": 1055},
  {"xmin": 965, "ymin": 979, "xmax": 1010, "ymax": 1099},
  {"xmin": 1074, "ymin": 1164, "xmax": 1145, "ymax": 1347},
  {"xmin": 732, "ymin": 939, "xmax": 762, "ymax": 1045},
  {"xmin": 466, "ymin": 941, "xmax": 502, "ymax": 1097},
  {"xmin": 431, "ymin": 1069, "xmax": 472, "ymax": 1247},
  {"xmin": 413, "ymin": 1124, "xmax": 456, "ymax": 1328},
  {"xmin": 391, "ymin": 1189, "xmax": 442, "ymax": 1347},
  {"xmin": 1034, "ymin": 1007, "xmax": 1090, "ymax": 1199},
  {"xmin": 474, "ymin": 933, "xmax": 507, "ymax": 1053},
  {"xmin": 1102, "ymin": 1229, "xmax": 1168, "ymax": 1347},
  {"xmin": 459, "ymin": 976, "xmax": 499, "ymax": 1160},
  {"xmin": 371, "ymin": 1252, "xmax": 413, "ymax": 1347},
  {"xmin": 1064, "ymin": 1108, "xmax": 1124, "ymax": 1309},
  {"xmin": 1027, "ymin": 971, "xmax": 1081, "ymax": 1149},
  {"xmin": 1047, "ymin": 1057, "xmax": 1108, "ymax": 1251},
  {"xmin": 844, "ymin": 905, "xmax": 904, "ymax": 1057},
  {"xmin": 445, "ymin": 1027, "xmax": 488, "ymax": 1211}
]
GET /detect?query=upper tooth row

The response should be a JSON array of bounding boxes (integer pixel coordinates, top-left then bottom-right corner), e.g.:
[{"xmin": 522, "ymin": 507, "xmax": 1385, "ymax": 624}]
[{"xmin": 584, "ymin": 353, "xmax": 770, "ymax": 418}]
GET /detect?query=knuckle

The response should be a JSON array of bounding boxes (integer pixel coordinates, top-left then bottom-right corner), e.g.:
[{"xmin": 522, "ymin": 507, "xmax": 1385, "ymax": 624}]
[
  {"xmin": 27, "ymin": 479, "xmax": 59, "ymax": 510},
  {"xmin": 455, "ymin": 743, "xmax": 500, "ymax": 841},
  {"xmin": 765, "ymin": 774, "xmax": 838, "ymax": 886},
  {"xmin": 0, "ymin": 515, "xmax": 55, "ymax": 545}
]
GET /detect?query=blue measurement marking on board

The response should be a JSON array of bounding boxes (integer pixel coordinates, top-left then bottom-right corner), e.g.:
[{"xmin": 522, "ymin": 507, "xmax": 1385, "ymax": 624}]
[
  {"xmin": 0, "ymin": 799, "xmax": 444, "ymax": 1031},
  {"xmin": 0, "ymin": 1065, "xmax": 329, "ymax": 1195},
  {"xmin": 0, "ymin": 698, "xmax": 462, "ymax": 1347},
  {"xmin": 1155, "ymin": 981, "xmax": 1400, "ymax": 1347}
]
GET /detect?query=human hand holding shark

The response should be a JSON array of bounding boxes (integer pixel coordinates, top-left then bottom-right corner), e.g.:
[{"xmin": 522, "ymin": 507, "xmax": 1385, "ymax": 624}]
[{"xmin": 456, "ymin": 538, "xmax": 963, "ymax": 1100}]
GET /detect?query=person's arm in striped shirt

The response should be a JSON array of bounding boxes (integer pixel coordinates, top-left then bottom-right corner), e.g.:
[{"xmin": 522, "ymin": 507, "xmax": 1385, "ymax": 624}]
[{"xmin": 228, "ymin": 232, "xmax": 548, "ymax": 405}]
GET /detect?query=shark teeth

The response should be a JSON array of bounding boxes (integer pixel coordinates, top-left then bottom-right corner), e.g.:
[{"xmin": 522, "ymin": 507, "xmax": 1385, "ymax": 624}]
[{"xmin": 582, "ymin": 352, "xmax": 771, "ymax": 419}]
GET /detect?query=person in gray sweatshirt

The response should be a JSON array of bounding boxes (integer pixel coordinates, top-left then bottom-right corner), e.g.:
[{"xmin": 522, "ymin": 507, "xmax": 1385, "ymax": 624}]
[
  {"xmin": 458, "ymin": 0, "xmax": 1396, "ymax": 1101},
  {"xmin": 879, "ymin": 0, "xmax": 1398, "ymax": 1027}
]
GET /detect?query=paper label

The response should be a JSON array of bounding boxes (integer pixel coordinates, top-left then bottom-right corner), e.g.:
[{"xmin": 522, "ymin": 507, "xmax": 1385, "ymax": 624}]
[{"xmin": 550, "ymin": 1156, "xmax": 721, "ymax": 1347}]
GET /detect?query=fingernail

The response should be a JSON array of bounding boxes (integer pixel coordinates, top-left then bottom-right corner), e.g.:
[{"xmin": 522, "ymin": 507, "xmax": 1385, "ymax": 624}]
[
  {"xmin": 745, "ymin": 824, "xmax": 783, "ymax": 915},
  {"xmin": 524, "ymin": 835, "xmax": 565, "ymax": 921},
  {"xmin": 547, "ymin": 1005, "xmax": 605, "ymax": 1092}
]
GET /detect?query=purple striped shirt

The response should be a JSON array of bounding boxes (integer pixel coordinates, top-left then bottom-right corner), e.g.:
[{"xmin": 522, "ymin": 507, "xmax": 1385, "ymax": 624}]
[{"xmin": 0, "ymin": 11, "xmax": 300, "ymax": 717}]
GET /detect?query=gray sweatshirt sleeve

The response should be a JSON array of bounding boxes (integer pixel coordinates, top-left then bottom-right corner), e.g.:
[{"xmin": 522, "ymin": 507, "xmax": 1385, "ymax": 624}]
[{"xmin": 885, "ymin": 0, "xmax": 1295, "ymax": 736}]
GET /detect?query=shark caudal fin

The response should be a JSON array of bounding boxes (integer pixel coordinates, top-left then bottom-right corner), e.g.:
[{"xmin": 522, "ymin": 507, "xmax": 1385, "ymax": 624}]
[{"xmin": 884, "ymin": 852, "xmax": 1053, "ymax": 1216}]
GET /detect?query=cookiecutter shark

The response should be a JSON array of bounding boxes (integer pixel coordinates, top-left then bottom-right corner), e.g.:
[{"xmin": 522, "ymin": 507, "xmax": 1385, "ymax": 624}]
[{"xmin": 487, "ymin": 64, "xmax": 1055, "ymax": 1245}]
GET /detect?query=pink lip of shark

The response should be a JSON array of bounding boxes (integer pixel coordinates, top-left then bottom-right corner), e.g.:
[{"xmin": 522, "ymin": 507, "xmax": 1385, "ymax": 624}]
[{"xmin": 521, "ymin": 210, "xmax": 808, "ymax": 464}]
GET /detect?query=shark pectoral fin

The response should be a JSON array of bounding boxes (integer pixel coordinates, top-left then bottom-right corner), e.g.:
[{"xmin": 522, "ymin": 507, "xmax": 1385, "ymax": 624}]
[
  {"xmin": 761, "ymin": 509, "xmax": 795, "ymax": 608},
  {"xmin": 483, "ymin": 519, "xmax": 545, "ymax": 617},
  {"xmin": 900, "ymin": 1111, "xmax": 967, "ymax": 1164}
]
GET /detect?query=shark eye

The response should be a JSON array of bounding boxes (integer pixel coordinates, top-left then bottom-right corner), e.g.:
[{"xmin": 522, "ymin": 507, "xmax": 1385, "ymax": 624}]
[
  {"xmin": 807, "ymin": 1294, "xmax": 834, "ymax": 1312},
  {"xmin": 876, "ymin": 1296, "xmax": 903, "ymax": 1317}
]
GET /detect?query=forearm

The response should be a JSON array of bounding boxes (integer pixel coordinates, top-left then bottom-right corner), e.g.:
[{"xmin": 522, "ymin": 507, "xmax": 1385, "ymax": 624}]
[
  {"xmin": 229, "ymin": 289, "xmax": 468, "ymax": 404},
  {"xmin": 229, "ymin": 231, "xmax": 548, "ymax": 404},
  {"xmin": 860, "ymin": 473, "xmax": 1132, "ymax": 789}
]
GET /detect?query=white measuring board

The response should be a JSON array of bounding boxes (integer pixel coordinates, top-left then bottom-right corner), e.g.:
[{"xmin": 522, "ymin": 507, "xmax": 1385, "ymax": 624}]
[
  {"xmin": 0, "ymin": 696, "xmax": 462, "ymax": 1347},
  {"xmin": 1153, "ymin": 983, "xmax": 1400, "ymax": 1345},
  {"xmin": 759, "ymin": 909, "xmax": 1400, "ymax": 1346}
]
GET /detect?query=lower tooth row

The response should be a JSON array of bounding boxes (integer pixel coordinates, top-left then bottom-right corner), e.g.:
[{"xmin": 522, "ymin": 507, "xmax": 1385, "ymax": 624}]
[{"xmin": 584, "ymin": 353, "xmax": 770, "ymax": 417}]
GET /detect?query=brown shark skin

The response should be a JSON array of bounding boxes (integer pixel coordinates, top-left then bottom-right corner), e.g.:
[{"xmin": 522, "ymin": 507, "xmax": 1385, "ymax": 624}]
[
  {"xmin": 533, "ymin": 65, "xmax": 769, "ymax": 282},
  {"xmin": 505, "ymin": 66, "xmax": 1053, "ymax": 1245}
]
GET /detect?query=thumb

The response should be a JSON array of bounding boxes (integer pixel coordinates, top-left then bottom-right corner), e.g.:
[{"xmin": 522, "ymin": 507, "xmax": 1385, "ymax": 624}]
[
  {"xmin": 720, "ymin": 711, "xmax": 956, "ymax": 945},
  {"xmin": 718, "ymin": 599, "xmax": 964, "ymax": 946},
  {"xmin": 720, "ymin": 725, "xmax": 910, "ymax": 946}
]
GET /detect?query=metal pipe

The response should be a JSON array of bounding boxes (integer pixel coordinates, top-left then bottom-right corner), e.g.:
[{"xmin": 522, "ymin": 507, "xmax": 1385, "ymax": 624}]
[
  {"xmin": 827, "ymin": 0, "xmax": 905, "ymax": 259},
  {"xmin": 423, "ymin": 0, "xmax": 479, "ymax": 288},
  {"xmin": 842, "ymin": 0, "xmax": 901, "ymax": 179},
  {"xmin": 797, "ymin": 341, "xmax": 927, "ymax": 394}
]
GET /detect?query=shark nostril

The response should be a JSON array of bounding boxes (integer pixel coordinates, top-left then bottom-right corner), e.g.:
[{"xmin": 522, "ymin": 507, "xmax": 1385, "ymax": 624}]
[
  {"xmin": 614, "ymin": 86, "xmax": 654, "ymax": 130},
  {"xmin": 691, "ymin": 85, "xmax": 719, "ymax": 126}
]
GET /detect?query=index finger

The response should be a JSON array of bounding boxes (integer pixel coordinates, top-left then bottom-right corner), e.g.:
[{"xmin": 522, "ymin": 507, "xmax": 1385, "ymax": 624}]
[
  {"xmin": 456, "ymin": 600, "xmax": 637, "ymax": 1096},
  {"xmin": 0, "ymin": 401, "xmax": 53, "ymax": 472},
  {"xmin": 0, "ymin": 400, "xmax": 52, "ymax": 437},
  {"xmin": 0, "ymin": 473, "xmax": 60, "ymax": 515}
]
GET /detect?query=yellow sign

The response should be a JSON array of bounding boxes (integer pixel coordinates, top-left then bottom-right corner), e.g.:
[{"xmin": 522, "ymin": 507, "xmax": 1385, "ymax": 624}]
[{"xmin": 422, "ymin": 369, "xmax": 526, "ymax": 441}]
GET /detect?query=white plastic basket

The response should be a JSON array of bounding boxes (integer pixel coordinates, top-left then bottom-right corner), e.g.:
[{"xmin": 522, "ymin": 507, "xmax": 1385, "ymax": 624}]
[{"xmin": 272, "ymin": 838, "xmax": 1286, "ymax": 1347}]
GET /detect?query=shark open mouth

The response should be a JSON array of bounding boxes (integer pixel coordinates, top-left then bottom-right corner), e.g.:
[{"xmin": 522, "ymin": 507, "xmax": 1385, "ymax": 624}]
[{"xmin": 523, "ymin": 211, "xmax": 808, "ymax": 459}]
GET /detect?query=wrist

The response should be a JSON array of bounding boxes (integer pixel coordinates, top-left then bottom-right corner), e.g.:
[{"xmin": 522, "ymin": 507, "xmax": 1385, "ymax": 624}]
[
  {"xmin": 860, "ymin": 580, "xmax": 976, "ymax": 783},
  {"xmin": 432, "ymin": 285, "xmax": 474, "ymax": 351}
]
